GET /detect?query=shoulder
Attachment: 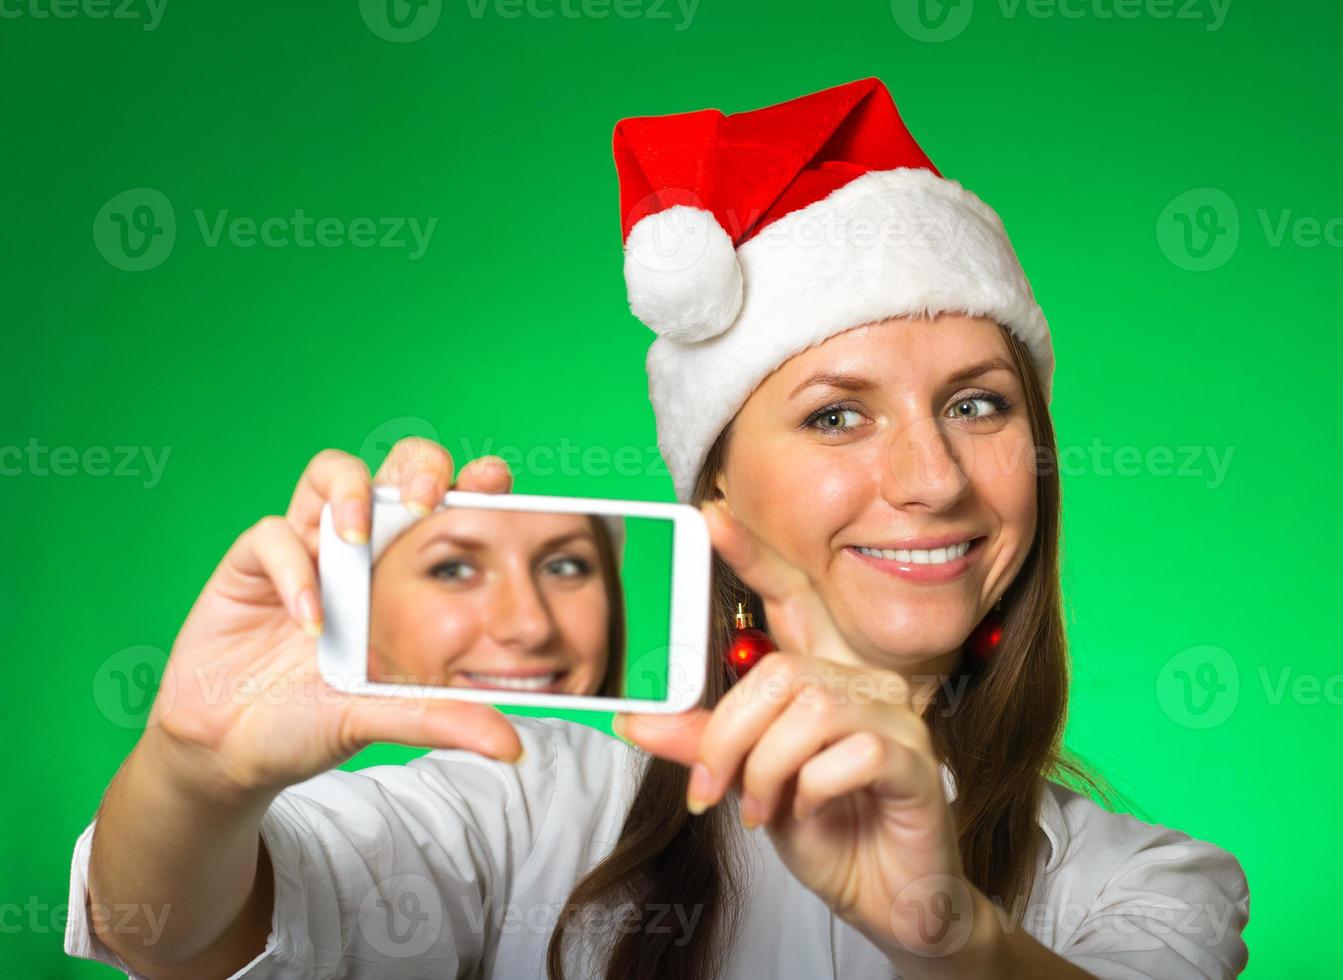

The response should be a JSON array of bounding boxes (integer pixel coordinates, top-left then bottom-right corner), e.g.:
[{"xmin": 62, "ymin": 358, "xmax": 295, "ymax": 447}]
[
  {"xmin": 1040, "ymin": 780, "xmax": 1249, "ymax": 899},
  {"xmin": 1034, "ymin": 780, "xmax": 1251, "ymax": 977}
]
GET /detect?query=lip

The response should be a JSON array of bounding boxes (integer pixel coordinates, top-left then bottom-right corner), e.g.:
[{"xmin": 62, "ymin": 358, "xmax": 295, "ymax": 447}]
[{"xmin": 845, "ymin": 536, "xmax": 985, "ymax": 583}]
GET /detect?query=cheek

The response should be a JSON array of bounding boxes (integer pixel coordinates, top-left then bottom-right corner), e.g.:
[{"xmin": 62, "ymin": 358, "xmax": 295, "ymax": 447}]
[
  {"xmin": 731, "ymin": 438, "xmax": 870, "ymax": 562},
  {"xmin": 551, "ymin": 588, "xmax": 610, "ymax": 664},
  {"xmin": 387, "ymin": 587, "xmax": 482, "ymax": 670},
  {"xmin": 967, "ymin": 427, "xmax": 1038, "ymax": 540}
]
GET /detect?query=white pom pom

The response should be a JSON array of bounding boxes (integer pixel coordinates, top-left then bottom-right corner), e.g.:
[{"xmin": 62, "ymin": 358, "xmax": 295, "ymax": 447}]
[{"xmin": 623, "ymin": 205, "xmax": 743, "ymax": 343}]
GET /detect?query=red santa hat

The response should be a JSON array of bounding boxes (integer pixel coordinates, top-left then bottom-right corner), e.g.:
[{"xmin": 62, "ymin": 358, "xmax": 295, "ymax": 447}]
[{"xmin": 614, "ymin": 76, "xmax": 1054, "ymax": 503}]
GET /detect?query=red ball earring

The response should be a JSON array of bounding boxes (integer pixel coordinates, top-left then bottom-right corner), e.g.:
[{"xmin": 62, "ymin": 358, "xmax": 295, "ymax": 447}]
[
  {"xmin": 728, "ymin": 600, "xmax": 776, "ymax": 678},
  {"xmin": 967, "ymin": 596, "xmax": 1006, "ymax": 663}
]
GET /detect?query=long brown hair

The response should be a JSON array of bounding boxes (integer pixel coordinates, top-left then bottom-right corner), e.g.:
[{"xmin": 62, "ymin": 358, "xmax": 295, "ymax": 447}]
[
  {"xmin": 546, "ymin": 324, "xmax": 1118, "ymax": 978},
  {"xmin": 588, "ymin": 514, "xmax": 628, "ymax": 698}
]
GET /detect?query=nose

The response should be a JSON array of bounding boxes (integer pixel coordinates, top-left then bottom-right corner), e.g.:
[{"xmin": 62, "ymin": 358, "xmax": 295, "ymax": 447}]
[
  {"xmin": 485, "ymin": 568, "xmax": 558, "ymax": 652},
  {"xmin": 880, "ymin": 411, "xmax": 972, "ymax": 510}
]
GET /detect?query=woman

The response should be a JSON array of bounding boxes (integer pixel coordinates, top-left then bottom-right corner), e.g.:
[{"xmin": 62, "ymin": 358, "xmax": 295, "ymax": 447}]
[
  {"xmin": 64, "ymin": 78, "xmax": 1249, "ymax": 979},
  {"xmin": 367, "ymin": 504, "xmax": 628, "ymax": 697}
]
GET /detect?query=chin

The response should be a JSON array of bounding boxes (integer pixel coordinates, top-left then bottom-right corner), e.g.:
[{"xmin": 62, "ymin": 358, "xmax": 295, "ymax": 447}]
[
  {"xmin": 841, "ymin": 602, "xmax": 977, "ymax": 667},
  {"xmin": 862, "ymin": 630, "xmax": 966, "ymax": 667}
]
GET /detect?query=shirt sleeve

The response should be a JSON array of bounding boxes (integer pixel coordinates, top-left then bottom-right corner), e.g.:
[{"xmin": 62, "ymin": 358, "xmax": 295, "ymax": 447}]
[
  {"xmin": 1058, "ymin": 827, "xmax": 1251, "ymax": 980},
  {"xmin": 63, "ymin": 716, "xmax": 629, "ymax": 979}
]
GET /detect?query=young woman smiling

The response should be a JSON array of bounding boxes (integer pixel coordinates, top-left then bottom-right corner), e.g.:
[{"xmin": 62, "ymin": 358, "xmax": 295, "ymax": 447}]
[{"xmin": 64, "ymin": 78, "xmax": 1249, "ymax": 979}]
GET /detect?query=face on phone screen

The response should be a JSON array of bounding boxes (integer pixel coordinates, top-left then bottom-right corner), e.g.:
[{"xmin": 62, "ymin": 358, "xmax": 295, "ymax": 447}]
[{"xmin": 367, "ymin": 504, "xmax": 673, "ymax": 701}]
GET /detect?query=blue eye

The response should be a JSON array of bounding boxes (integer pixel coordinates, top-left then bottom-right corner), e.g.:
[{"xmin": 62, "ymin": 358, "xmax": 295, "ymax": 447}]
[
  {"xmin": 429, "ymin": 559, "xmax": 477, "ymax": 582},
  {"xmin": 803, "ymin": 403, "xmax": 865, "ymax": 435},
  {"xmin": 949, "ymin": 391, "xmax": 1013, "ymax": 422},
  {"xmin": 546, "ymin": 556, "xmax": 592, "ymax": 578}
]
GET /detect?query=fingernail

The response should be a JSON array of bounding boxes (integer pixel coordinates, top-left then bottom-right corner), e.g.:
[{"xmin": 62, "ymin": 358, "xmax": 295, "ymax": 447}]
[
  {"xmin": 740, "ymin": 792, "xmax": 760, "ymax": 830},
  {"xmin": 405, "ymin": 500, "xmax": 432, "ymax": 517},
  {"xmin": 611, "ymin": 715, "xmax": 631, "ymax": 743},
  {"xmin": 297, "ymin": 588, "xmax": 323, "ymax": 636},
  {"xmin": 338, "ymin": 498, "xmax": 368, "ymax": 544},
  {"xmin": 686, "ymin": 761, "xmax": 714, "ymax": 815},
  {"xmin": 508, "ymin": 746, "xmax": 525, "ymax": 765}
]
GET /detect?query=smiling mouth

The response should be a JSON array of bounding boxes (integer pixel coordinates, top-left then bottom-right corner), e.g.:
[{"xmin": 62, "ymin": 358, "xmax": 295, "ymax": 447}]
[
  {"xmin": 850, "ymin": 538, "xmax": 979, "ymax": 565},
  {"xmin": 457, "ymin": 671, "xmax": 569, "ymax": 692}
]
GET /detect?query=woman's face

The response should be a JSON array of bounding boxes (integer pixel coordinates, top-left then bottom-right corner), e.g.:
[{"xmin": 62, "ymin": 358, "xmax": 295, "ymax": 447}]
[
  {"xmin": 715, "ymin": 314, "xmax": 1038, "ymax": 673},
  {"xmin": 368, "ymin": 509, "xmax": 612, "ymax": 694}
]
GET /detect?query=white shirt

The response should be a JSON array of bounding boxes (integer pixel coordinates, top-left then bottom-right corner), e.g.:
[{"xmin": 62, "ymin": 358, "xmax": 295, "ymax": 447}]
[{"xmin": 64, "ymin": 715, "xmax": 1250, "ymax": 978}]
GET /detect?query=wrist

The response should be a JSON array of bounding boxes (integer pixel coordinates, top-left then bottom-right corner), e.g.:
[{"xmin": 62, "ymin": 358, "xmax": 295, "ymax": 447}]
[
  {"xmin": 953, "ymin": 886, "xmax": 1009, "ymax": 979},
  {"xmin": 869, "ymin": 883, "xmax": 1008, "ymax": 980},
  {"xmin": 133, "ymin": 727, "xmax": 277, "ymax": 815}
]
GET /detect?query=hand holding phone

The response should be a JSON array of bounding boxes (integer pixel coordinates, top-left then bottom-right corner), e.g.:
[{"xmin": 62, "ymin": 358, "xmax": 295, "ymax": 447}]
[{"xmin": 139, "ymin": 443, "xmax": 531, "ymax": 807}]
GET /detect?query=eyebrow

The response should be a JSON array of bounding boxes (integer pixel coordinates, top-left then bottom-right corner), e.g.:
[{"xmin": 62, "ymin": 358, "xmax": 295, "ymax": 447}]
[
  {"xmin": 788, "ymin": 356, "xmax": 1018, "ymax": 399},
  {"xmin": 418, "ymin": 528, "xmax": 595, "ymax": 555}
]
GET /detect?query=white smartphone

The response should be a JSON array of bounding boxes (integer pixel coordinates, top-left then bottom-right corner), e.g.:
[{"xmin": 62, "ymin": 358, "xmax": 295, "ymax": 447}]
[{"xmin": 318, "ymin": 485, "xmax": 710, "ymax": 713}]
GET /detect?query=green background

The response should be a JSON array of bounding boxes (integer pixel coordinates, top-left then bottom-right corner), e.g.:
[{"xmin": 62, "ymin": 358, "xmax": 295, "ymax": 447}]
[{"xmin": 3, "ymin": 0, "xmax": 1337, "ymax": 975}]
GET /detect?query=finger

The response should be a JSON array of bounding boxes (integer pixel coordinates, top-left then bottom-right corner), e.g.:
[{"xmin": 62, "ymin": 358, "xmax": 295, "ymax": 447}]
[
  {"xmin": 701, "ymin": 501, "xmax": 858, "ymax": 667},
  {"xmin": 740, "ymin": 693, "xmax": 877, "ymax": 827},
  {"xmin": 287, "ymin": 449, "xmax": 373, "ymax": 549},
  {"xmin": 374, "ymin": 437, "xmax": 455, "ymax": 515},
  {"xmin": 682, "ymin": 652, "xmax": 806, "ymax": 811},
  {"xmin": 450, "ymin": 455, "xmax": 514, "ymax": 494},
  {"xmin": 340, "ymin": 696, "xmax": 524, "ymax": 762},
  {"xmin": 217, "ymin": 516, "xmax": 323, "ymax": 635},
  {"xmin": 791, "ymin": 731, "xmax": 938, "ymax": 822},
  {"xmin": 612, "ymin": 708, "xmax": 710, "ymax": 767},
  {"xmin": 740, "ymin": 690, "xmax": 931, "ymax": 826}
]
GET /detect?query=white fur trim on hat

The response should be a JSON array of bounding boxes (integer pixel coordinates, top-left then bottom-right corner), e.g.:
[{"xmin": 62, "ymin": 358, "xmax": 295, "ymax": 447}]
[
  {"xmin": 623, "ymin": 205, "xmax": 743, "ymax": 343},
  {"xmin": 646, "ymin": 167, "xmax": 1054, "ymax": 503}
]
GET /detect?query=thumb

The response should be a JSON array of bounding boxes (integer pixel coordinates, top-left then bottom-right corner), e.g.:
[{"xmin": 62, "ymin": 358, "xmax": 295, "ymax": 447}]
[
  {"xmin": 341, "ymin": 696, "xmax": 524, "ymax": 762},
  {"xmin": 613, "ymin": 708, "xmax": 710, "ymax": 767}
]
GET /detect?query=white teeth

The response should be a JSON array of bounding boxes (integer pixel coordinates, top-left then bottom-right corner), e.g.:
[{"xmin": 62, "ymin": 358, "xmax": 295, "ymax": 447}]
[
  {"xmin": 463, "ymin": 672, "xmax": 560, "ymax": 691},
  {"xmin": 853, "ymin": 540, "xmax": 973, "ymax": 564}
]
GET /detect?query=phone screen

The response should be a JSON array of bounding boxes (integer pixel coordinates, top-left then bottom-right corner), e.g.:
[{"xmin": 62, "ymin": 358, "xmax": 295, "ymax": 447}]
[{"xmin": 367, "ymin": 502, "xmax": 674, "ymax": 701}]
